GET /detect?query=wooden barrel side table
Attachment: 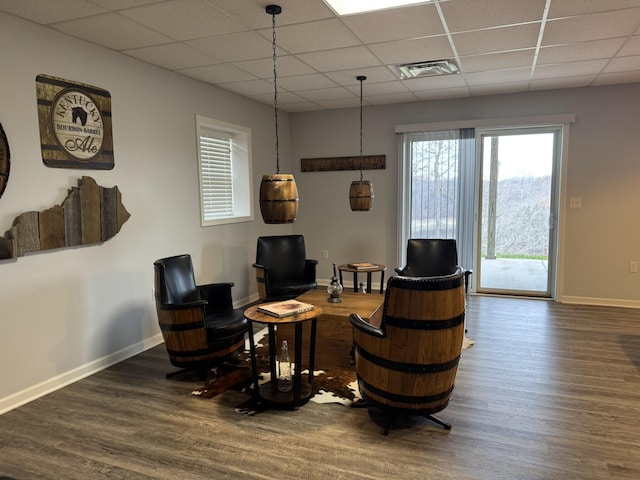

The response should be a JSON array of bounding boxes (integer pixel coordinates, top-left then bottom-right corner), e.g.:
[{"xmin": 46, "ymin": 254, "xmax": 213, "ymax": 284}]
[{"xmin": 243, "ymin": 305, "xmax": 321, "ymax": 410}]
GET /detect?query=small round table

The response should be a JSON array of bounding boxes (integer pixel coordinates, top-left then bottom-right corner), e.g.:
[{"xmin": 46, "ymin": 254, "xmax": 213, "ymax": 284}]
[
  {"xmin": 338, "ymin": 263, "xmax": 387, "ymax": 294},
  {"xmin": 243, "ymin": 304, "xmax": 321, "ymax": 410}
]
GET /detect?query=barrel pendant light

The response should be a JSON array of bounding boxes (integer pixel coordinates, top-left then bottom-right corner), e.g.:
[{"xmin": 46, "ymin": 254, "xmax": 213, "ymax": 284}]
[
  {"xmin": 349, "ymin": 76, "xmax": 374, "ymax": 211},
  {"xmin": 259, "ymin": 5, "xmax": 299, "ymax": 224}
]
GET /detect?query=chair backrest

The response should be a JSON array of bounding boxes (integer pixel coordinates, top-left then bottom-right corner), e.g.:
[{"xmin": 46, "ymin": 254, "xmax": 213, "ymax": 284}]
[
  {"xmin": 401, "ymin": 238, "xmax": 459, "ymax": 277},
  {"xmin": 353, "ymin": 272, "xmax": 465, "ymax": 415},
  {"xmin": 256, "ymin": 235, "xmax": 306, "ymax": 281},
  {"xmin": 153, "ymin": 254, "xmax": 200, "ymax": 305}
]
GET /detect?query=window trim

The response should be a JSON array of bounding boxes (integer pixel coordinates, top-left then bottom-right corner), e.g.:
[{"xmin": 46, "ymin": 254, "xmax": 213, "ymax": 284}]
[{"xmin": 196, "ymin": 115, "xmax": 253, "ymax": 227}]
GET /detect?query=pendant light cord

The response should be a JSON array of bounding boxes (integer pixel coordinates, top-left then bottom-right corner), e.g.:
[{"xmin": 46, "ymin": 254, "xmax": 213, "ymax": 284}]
[
  {"xmin": 358, "ymin": 76, "xmax": 366, "ymax": 182},
  {"xmin": 271, "ymin": 9, "xmax": 280, "ymax": 174}
]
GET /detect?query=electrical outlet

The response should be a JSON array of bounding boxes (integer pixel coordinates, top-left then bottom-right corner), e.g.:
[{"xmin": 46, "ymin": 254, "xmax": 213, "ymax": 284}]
[
  {"xmin": 630, "ymin": 261, "xmax": 638, "ymax": 273},
  {"xmin": 569, "ymin": 197, "xmax": 582, "ymax": 208},
  {"xmin": 322, "ymin": 250, "xmax": 329, "ymax": 259}
]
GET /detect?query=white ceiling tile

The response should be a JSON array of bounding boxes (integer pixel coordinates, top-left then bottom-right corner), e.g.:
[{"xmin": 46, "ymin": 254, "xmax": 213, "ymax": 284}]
[
  {"xmin": 453, "ymin": 24, "xmax": 541, "ymax": 56},
  {"xmin": 463, "ymin": 67, "xmax": 532, "ymax": 86},
  {"xmin": 537, "ymin": 38, "xmax": 628, "ymax": 65},
  {"xmin": 341, "ymin": 3, "xmax": 444, "ymax": 43},
  {"xmin": 592, "ymin": 70, "xmax": 640, "ymax": 85},
  {"xmin": 548, "ymin": 0, "xmax": 640, "ymax": 18},
  {"xmin": 0, "ymin": 0, "xmax": 106, "ymax": 24},
  {"xmin": 233, "ymin": 56, "xmax": 316, "ymax": 79},
  {"xmin": 211, "ymin": 0, "xmax": 335, "ymax": 29},
  {"xmin": 346, "ymin": 81, "xmax": 410, "ymax": 96},
  {"xmin": 298, "ymin": 86, "xmax": 355, "ymax": 101},
  {"xmin": 314, "ymin": 97, "xmax": 363, "ymax": 110},
  {"xmin": 324, "ymin": 66, "xmax": 398, "ymax": 85},
  {"xmin": 186, "ymin": 31, "xmax": 273, "ymax": 62},
  {"xmin": 543, "ymin": 9, "xmax": 640, "ymax": 45},
  {"xmin": 414, "ymin": 86, "xmax": 471, "ymax": 100},
  {"xmin": 529, "ymin": 75, "xmax": 596, "ymax": 91},
  {"xmin": 532, "ymin": 59, "xmax": 608, "ymax": 79},
  {"xmin": 124, "ymin": 42, "xmax": 220, "ymax": 70},
  {"xmin": 217, "ymin": 79, "xmax": 275, "ymax": 96},
  {"xmin": 178, "ymin": 63, "xmax": 257, "ymax": 84},
  {"xmin": 248, "ymin": 91, "xmax": 307, "ymax": 105},
  {"xmin": 281, "ymin": 102, "xmax": 325, "ymax": 113},
  {"xmin": 52, "ymin": 12, "xmax": 173, "ymax": 50},
  {"xmin": 277, "ymin": 74, "xmax": 339, "ymax": 91},
  {"xmin": 460, "ymin": 49, "xmax": 535, "ymax": 73},
  {"xmin": 2, "ymin": 0, "xmax": 640, "ymax": 112},
  {"xmin": 441, "ymin": 0, "xmax": 546, "ymax": 33},
  {"xmin": 90, "ymin": 0, "xmax": 164, "ymax": 10},
  {"xmin": 365, "ymin": 92, "xmax": 418, "ymax": 105},
  {"xmin": 468, "ymin": 83, "xmax": 529, "ymax": 96},
  {"xmin": 368, "ymin": 35, "xmax": 453, "ymax": 65},
  {"xmin": 603, "ymin": 55, "xmax": 640, "ymax": 73},
  {"xmin": 258, "ymin": 18, "xmax": 361, "ymax": 54},
  {"xmin": 297, "ymin": 46, "xmax": 382, "ymax": 71},
  {"xmin": 618, "ymin": 35, "xmax": 640, "ymax": 56},
  {"xmin": 120, "ymin": 0, "xmax": 247, "ymax": 41}
]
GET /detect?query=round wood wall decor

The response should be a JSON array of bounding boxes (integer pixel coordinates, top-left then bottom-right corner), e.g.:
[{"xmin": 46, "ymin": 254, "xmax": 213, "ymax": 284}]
[{"xmin": 0, "ymin": 122, "xmax": 9, "ymax": 200}]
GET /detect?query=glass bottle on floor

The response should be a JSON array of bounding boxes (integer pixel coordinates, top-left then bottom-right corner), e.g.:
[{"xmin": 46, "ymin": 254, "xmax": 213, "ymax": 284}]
[{"xmin": 278, "ymin": 340, "xmax": 292, "ymax": 392}]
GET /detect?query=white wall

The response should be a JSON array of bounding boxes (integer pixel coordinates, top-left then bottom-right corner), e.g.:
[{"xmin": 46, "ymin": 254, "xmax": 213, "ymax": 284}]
[
  {"xmin": 290, "ymin": 84, "xmax": 640, "ymax": 307},
  {"xmin": 0, "ymin": 13, "xmax": 294, "ymax": 413}
]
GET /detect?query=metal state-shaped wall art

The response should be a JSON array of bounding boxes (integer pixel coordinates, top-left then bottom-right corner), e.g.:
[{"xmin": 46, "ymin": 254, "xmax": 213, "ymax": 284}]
[
  {"xmin": 0, "ymin": 176, "xmax": 130, "ymax": 260},
  {"xmin": 0, "ymin": 122, "xmax": 9, "ymax": 199}
]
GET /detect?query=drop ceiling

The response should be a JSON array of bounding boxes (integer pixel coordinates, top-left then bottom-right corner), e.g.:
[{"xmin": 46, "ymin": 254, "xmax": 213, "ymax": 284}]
[{"xmin": 1, "ymin": 0, "xmax": 640, "ymax": 112}]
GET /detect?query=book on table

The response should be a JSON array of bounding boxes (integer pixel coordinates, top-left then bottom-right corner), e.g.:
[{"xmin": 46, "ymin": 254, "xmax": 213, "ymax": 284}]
[
  {"xmin": 257, "ymin": 299, "xmax": 315, "ymax": 318},
  {"xmin": 347, "ymin": 262, "xmax": 378, "ymax": 270}
]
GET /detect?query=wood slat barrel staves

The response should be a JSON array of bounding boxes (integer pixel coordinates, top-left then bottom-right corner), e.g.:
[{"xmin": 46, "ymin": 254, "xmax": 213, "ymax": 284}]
[
  {"xmin": 259, "ymin": 174, "xmax": 299, "ymax": 224},
  {"xmin": 353, "ymin": 274, "xmax": 465, "ymax": 415}
]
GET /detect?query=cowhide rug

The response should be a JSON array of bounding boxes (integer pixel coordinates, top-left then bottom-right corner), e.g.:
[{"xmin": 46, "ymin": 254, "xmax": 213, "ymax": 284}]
[
  {"xmin": 192, "ymin": 329, "xmax": 359, "ymax": 408},
  {"xmin": 192, "ymin": 328, "xmax": 475, "ymax": 413}
]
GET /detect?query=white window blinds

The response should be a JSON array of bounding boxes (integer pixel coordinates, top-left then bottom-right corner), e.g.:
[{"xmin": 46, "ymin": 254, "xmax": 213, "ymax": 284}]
[{"xmin": 199, "ymin": 128, "xmax": 234, "ymax": 220}]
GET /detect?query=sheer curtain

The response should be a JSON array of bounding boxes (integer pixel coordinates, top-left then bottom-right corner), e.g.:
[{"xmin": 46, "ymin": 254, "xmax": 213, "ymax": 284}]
[{"xmin": 397, "ymin": 128, "xmax": 475, "ymax": 273}]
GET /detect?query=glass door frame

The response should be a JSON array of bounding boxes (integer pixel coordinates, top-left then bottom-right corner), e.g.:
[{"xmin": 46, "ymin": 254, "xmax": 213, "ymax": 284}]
[{"xmin": 473, "ymin": 125, "xmax": 563, "ymax": 298}]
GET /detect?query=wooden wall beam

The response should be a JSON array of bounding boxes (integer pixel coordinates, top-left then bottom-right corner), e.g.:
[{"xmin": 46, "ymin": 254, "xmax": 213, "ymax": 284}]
[{"xmin": 301, "ymin": 155, "xmax": 385, "ymax": 172}]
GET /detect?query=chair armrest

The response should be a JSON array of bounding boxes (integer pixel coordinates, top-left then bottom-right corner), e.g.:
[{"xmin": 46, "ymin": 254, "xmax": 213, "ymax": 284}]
[
  {"xmin": 198, "ymin": 283, "xmax": 234, "ymax": 312},
  {"xmin": 304, "ymin": 259, "xmax": 318, "ymax": 281},
  {"xmin": 394, "ymin": 266, "xmax": 405, "ymax": 274},
  {"xmin": 159, "ymin": 300, "xmax": 207, "ymax": 310},
  {"xmin": 252, "ymin": 263, "xmax": 268, "ymax": 270},
  {"xmin": 198, "ymin": 282, "xmax": 234, "ymax": 295},
  {"xmin": 349, "ymin": 313, "xmax": 384, "ymax": 338}
]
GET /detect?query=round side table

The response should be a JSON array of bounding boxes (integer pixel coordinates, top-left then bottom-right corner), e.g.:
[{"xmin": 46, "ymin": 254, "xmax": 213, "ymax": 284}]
[
  {"xmin": 243, "ymin": 305, "xmax": 321, "ymax": 409},
  {"xmin": 338, "ymin": 263, "xmax": 386, "ymax": 294}
]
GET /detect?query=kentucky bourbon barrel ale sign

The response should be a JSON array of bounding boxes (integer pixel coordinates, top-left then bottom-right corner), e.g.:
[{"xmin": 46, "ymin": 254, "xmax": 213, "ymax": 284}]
[{"xmin": 36, "ymin": 75, "xmax": 114, "ymax": 169}]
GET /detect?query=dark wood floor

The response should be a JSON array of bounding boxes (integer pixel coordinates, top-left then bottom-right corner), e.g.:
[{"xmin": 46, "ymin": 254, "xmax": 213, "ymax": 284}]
[{"xmin": 2, "ymin": 295, "xmax": 640, "ymax": 479}]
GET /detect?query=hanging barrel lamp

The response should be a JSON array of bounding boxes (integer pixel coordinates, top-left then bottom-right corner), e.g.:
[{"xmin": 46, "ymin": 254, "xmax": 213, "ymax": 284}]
[
  {"xmin": 349, "ymin": 75, "xmax": 374, "ymax": 211},
  {"xmin": 259, "ymin": 4, "xmax": 299, "ymax": 224}
]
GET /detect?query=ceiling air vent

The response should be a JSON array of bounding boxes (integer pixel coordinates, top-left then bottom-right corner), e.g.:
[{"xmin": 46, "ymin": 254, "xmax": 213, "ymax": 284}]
[{"xmin": 393, "ymin": 59, "xmax": 459, "ymax": 79}]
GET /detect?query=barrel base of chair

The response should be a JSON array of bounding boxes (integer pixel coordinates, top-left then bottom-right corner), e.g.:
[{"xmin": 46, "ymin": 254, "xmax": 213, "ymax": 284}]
[
  {"xmin": 351, "ymin": 398, "xmax": 452, "ymax": 435},
  {"xmin": 164, "ymin": 340, "xmax": 246, "ymax": 380}
]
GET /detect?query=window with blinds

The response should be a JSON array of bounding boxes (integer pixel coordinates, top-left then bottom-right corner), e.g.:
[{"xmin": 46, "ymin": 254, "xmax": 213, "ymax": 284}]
[
  {"xmin": 199, "ymin": 131, "xmax": 234, "ymax": 220},
  {"xmin": 196, "ymin": 115, "xmax": 253, "ymax": 226}
]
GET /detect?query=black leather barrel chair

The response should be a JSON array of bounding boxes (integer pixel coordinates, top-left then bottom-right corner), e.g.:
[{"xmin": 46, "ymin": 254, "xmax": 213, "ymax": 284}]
[
  {"xmin": 252, "ymin": 235, "xmax": 317, "ymax": 301},
  {"xmin": 396, "ymin": 238, "xmax": 472, "ymax": 293},
  {"xmin": 154, "ymin": 254, "xmax": 249, "ymax": 378}
]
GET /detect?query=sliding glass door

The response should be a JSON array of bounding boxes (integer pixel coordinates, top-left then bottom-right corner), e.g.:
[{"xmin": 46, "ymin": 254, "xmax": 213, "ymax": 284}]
[
  {"xmin": 399, "ymin": 123, "xmax": 563, "ymax": 298},
  {"xmin": 476, "ymin": 128, "xmax": 560, "ymax": 296}
]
